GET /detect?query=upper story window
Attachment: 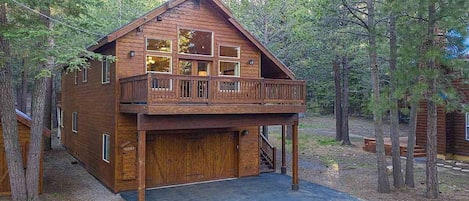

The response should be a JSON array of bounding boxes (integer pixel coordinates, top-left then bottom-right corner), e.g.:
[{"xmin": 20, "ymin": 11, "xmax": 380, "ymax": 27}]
[
  {"xmin": 219, "ymin": 46, "xmax": 240, "ymax": 58},
  {"xmin": 72, "ymin": 112, "xmax": 78, "ymax": 133},
  {"xmin": 466, "ymin": 113, "xmax": 469, "ymax": 141},
  {"xmin": 82, "ymin": 68, "xmax": 88, "ymax": 83},
  {"xmin": 102, "ymin": 58, "xmax": 111, "ymax": 84},
  {"xmin": 178, "ymin": 28, "xmax": 213, "ymax": 56},
  {"xmin": 146, "ymin": 56, "xmax": 172, "ymax": 73},
  {"xmin": 219, "ymin": 61, "xmax": 240, "ymax": 77},
  {"xmin": 146, "ymin": 38, "xmax": 172, "ymax": 53}
]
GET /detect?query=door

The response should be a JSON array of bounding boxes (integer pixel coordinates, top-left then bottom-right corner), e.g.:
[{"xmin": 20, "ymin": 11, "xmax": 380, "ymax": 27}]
[
  {"xmin": 146, "ymin": 131, "xmax": 238, "ymax": 187},
  {"xmin": 178, "ymin": 60, "xmax": 211, "ymax": 99}
]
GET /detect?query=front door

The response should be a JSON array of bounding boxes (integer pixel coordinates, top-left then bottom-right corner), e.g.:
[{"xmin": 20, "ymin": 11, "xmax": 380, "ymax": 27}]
[
  {"xmin": 179, "ymin": 60, "xmax": 211, "ymax": 99},
  {"xmin": 146, "ymin": 131, "xmax": 238, "ymax": 187}
]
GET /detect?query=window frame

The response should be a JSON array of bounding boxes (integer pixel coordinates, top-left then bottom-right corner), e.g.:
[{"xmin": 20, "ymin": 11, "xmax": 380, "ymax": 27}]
[
  {"xmin": 219, "ymin": 60, "xmax": 240, "ymax": 77},
  {"xmin": 102, "ymin": 134, "xmax": 110, "ymax": 163},
  {"xmin": 74, "ymin": 70, "xmax": 78, "ymax": 85},
  {"xmin": 466, "ymin": 112, "xmax": 469, "ymax": 141},
  {"xmin": 146, "ymin": 55, "xmax": 173, "ymax": 74},
  {"xmin": 219, "ymin": 45, "xmax": 240, "ymax": 59},
  {"xmin": 82, "ymin": 67, "xmax": 88, "ymax": 83},
  {"xmin": 146, "ymin": 37, "xmax": 172, "ymax": 53},
  {"xmin": 178, "ymin": 27, "xmax": 214, "ymax": 57},
  {"xmin": 72, "ymin": 112, "xmax": 78, "ymax": 133},
  {"xmin": 102, "ymin": 58, "xmax": 111, "ymax": 84}
]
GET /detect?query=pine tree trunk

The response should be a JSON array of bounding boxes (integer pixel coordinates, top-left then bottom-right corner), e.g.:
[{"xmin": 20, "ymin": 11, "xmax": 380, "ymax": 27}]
[
  {"xmin": 405, "ymin": 103, "xmax": 417, "ymax": 187},
  {"xmin": 333, "ymin": 57, "xmax": 343, "ymax": 141},
  {"xmin": 425, "ymin": 2, "xmax": 439, "ymax": 198},
  {"xmin": 389, "ymin": 14, "xmax": 404, "ymax": 188},
  {"xmin": 341, "ymin": 56, "xmax": 351, "ymax": 145},
  {"xmin": 368, "ymin": 0, "xmax": 390, "ymax": 193},
  {"xmin": 0, "ymin": 4, "xmax": 27, "ymax": 201}
]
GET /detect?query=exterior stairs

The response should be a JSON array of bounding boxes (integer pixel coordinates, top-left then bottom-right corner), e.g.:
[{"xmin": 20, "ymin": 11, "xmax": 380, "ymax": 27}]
[{"xmin": 260, "ymin": 134, "xmax": 276, "ymax": 173}]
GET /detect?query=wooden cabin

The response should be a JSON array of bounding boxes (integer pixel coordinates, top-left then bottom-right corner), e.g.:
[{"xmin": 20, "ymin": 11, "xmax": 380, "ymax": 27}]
[
  {"xmin": 0, "ymin": 109, "xmax": 50, "ymax": 195},
  {"xmin": 60, "ymin": 0, "xmax": 306, "ymax": 199},
  {"xmin": 416, "ymin": 80, "xmax": 469, "ymax": 161}
]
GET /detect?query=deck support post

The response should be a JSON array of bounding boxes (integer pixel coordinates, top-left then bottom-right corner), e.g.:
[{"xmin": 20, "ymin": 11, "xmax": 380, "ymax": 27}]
[
  {"xmin": 137, "ymin": 130, "xmax": 146, "ymax": 201},
  {"xmin": 281, "ymin": 125, "xmax": 287, "ymax": 174},
  {"xmin": 292, "ymin": 121, "xmax": 299, "ymax": 191}
]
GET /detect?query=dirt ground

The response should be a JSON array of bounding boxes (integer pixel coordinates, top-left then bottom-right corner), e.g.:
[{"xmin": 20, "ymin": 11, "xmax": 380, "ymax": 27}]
[
  {"xmin": 1, "ymin": 115, "xmax": 468, "ymax": 201},
  {"xmin": 269, "ymin": 115, "xmax": 469, "ymax": 201}
]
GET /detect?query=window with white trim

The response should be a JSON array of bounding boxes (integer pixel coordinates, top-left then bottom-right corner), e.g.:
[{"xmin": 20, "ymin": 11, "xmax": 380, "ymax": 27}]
[
  {"xmin": 219, "ymin": 61, "xmax": 240, "ymax": 91},
  {"xmin": 146, "ymin": 55, "xmax": 172, "ymax": 73},
  {"xmin": 178, "ymin": 28, "xmax": 213, "ymax": 56},
  {"xmin": 102, "ymin": 134, "xmax": 110, "ymax": 163},
  {"xmin": 219, "ymin": 45, "xmax": 240, "ymax": 58},
  {"xmin": 102, "ymin": 58, "xmax": 110, "ymax": 84},
  {"xmin": 146, "ymin": 38, "xmax": 172, "ymax": 53},
  {"xmin": 82, "ymin": 67, "xmax": 88, "ymax": 83},
  {"xmin": 72, "ymin": 112, "xmax": 78, "ymax": 133},
  {"xmin": 466, "ymin": 113, "xmax": 469, "ymax": 141}
]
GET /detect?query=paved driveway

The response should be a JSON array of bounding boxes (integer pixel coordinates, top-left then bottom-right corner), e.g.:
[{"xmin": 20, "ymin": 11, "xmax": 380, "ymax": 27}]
[{"xmin": 120, "ymin": 173, "xmax": 358, "ymax": 201}]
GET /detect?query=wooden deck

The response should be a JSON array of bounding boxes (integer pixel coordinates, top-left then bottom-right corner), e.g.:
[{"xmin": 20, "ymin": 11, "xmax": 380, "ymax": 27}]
[
  {"xmin": 119, "ymin": 73, "xmax": 306, "ymax": 114},
  {"xmin": 363, "ymin": 137, "xmax": 426, "ymax": 158}
]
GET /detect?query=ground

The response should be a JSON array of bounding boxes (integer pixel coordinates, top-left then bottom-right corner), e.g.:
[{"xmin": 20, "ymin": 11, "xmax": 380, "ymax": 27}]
[
  {"xmin": 268, "ymin": 115, "xmax": 469, "ymax": 201},
  {"xmin": 0, "ymin": 115, "xmax": 468, "ymax": 200}
]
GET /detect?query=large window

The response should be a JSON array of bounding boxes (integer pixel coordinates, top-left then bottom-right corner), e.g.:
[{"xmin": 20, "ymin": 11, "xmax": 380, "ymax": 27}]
[
  {"xmin": 466, "ymin": 113, "xmax": 469, "ymax": 141},
  {"xmin": 147, "ymin": 38, "xmax": 171, "ymax": 53},
  {"xmin": 72, "ymin": 112, "xmax": 78, "ymax": 133},
  {"xmin": 146, "ymin": 56, "xmax": 172, "ymax": 73},
  {"xmin": 179, "ymin": 28, "xmax": 213, "ymax": 56},
  {"xmin": 102, "ymin": 58, "xmax": 110, "ymax": 84},
  {"xmin": 102, "ymin": 134, "xmax": 110, "ymax": 163}
]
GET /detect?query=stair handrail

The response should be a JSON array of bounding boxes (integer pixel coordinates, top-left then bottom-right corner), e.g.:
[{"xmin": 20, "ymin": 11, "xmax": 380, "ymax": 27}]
[{"xmin": 260, "ymin": 133, "xmax": 276, "ymax": 170}]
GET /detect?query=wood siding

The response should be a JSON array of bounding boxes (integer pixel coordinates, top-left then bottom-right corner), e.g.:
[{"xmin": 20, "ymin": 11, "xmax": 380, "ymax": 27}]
[
  {"xmin": 445, "ymin": 112, "xmax": 469, "ymax": 156},
  {"xmin": 61, "ymin": 44, "xmax": 117, "ymax": 191},
  {"xmin": 416, "ymin": 102, "xmax": 447, "ymax": 154},
  {"xmin": 0, "ymin": 118, "xmax": 43, "ymax": 195}
]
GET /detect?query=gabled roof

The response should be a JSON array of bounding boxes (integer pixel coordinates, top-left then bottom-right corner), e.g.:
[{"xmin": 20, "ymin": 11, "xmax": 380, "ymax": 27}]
[
  {"xmin": 87, "ymin": 0, "xmax": 295, "ymax": 80},
  {"xmin": 15, "ymin": 109, "xmax": 51, "ymax": 137}
]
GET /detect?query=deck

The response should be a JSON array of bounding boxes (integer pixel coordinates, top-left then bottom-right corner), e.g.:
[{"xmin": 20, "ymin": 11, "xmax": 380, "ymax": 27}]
[
  {"xmin": 363, "ymin": 137, "xmax": 426, "ymax": 157},
  {"xmin": 119, "ymin": 73, "xmax": 306, "ymax": 114}
]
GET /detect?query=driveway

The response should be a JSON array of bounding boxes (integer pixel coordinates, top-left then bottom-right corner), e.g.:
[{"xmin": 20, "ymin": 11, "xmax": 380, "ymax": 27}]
[{"xmin": 120, "ymin": 173, "xmax": 358, "ymax": 201}]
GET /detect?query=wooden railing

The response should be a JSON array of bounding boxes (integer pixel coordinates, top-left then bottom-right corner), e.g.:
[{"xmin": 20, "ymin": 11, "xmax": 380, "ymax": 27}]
[
  {"xmin": 260, "ymin": 134, "xmax": 276, "ymax": 170},
  {"xmin": 120, "ymin": 73, "xmax": 306, "ymax": 105}
]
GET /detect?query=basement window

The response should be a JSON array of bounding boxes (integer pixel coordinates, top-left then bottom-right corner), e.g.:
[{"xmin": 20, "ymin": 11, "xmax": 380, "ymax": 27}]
[
  {"xmin": 466, "ymin": 113, "xmax": 469, "ymax": 141},
  {"xmin": 102, "ymin": 134, "xmax": 110, "ymax": 163},
  {"xmin": 72, "ymin": 112, "xmax": 78, "ymax": 133}
]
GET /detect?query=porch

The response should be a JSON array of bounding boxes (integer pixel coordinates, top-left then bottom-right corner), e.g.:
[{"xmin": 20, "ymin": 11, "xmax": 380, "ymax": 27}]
[{"xmin": 119, "ymin": 73, "xmax": 306, "ymax": 114}]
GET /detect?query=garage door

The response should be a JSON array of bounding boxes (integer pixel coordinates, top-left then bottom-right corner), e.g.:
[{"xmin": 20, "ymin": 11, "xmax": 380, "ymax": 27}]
[{"xmin": 146, "ymin": 132, "xmax": 238, "ymax": 187}]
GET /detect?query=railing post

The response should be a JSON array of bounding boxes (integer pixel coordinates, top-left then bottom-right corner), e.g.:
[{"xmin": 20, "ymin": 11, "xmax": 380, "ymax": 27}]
[
  {"xmin": 147, "ymin": 73, "xmax": 151, "ymax": 105},
  {"xmin": 260, "ymin": 78, "xmax": 265, "ymax": 105},
  {"xmin": 207, "ymin": 76, "xmax": 212, "ymax": 105}
]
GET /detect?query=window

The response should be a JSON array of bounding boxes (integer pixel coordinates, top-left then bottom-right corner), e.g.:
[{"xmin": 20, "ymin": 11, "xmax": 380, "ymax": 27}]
[
  {"xmin": 82, "ymin": 68, "xmax": 88, "ymax": 83},
  {"xmin": 466, "ymin": 113, "xmax": 469, "ymax": 141},
  {"xmin": 102, "ymin": 58, "xmax": 110, "ymax": 84},
  {"xmin": 147, "ymin": 38, "xmax": 171, "ymax": 53},
  {"xmin": 146, "ymin": 56, "xmax": 172, "ymax": 73},
  {"xmin": 219, "ymin": 46, "xmax": 240, "ymax": 58},
  {"xmin": 74, "ymin": 70, "xmax": 78, "ymax": 85},
  {"xmin": 179, "ymin": 28, "xmax": 213, "ymax": 56},
  {"xmin": 219, "ymin": 61, "xmax": 240, "ymax": 91},
  {"xmin": 72, "ymin": 112, "xmax": 78, "ymax": 133},
  {"xmin": 102, "ymin": 134, "xmax": 110, "ymax": 163}
]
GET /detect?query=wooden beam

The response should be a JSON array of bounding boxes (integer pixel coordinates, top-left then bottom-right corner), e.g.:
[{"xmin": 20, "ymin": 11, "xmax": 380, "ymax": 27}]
[
  {"xmin": 137, "ymin": 113, "xmax": 299, "ymax": 131},
  {"xmin": 137, "ymin": 130, "xmax": 146, "ymax": 201},
  {"xmin": 281, "ymin": 125, "xmax": 287, "ymax": 174},
  {"xmin": 292, "ymin": 121, "xmax": 299, "ymax": 191}
]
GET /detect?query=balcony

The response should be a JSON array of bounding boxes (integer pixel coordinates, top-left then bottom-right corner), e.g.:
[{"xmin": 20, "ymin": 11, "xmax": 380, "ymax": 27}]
[{"xmin": 119, "ymin": 73, "xmax": 306, "ymax": 115}]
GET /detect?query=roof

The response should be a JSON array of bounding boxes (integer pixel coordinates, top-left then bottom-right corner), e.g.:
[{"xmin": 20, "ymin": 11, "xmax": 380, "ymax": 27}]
[
  {"xmin": 87, "ymin": 0, "xmax": 295, "ymax": 80},
  {"xmin": 15, "ymin": 109, "xmax": 51, "ymax": 137}
]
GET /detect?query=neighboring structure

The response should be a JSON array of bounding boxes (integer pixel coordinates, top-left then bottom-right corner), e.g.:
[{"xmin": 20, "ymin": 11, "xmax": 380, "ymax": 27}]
[
  {"xmin": 60, "ymin": 0, "xmax": 306, "ymax": 200},
  {"xmin": 0, "ymin": 109, "xmax": 50, "ymax": 195},
  {"xmin": 416, "ymin": 80, "xmax": 469, "ymax": 161}
]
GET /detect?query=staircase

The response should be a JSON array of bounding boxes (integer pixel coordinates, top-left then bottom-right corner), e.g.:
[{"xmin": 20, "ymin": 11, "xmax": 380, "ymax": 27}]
[{"xmin": 260, "ymin": 134, "xmax": 276, "ymax": 173}]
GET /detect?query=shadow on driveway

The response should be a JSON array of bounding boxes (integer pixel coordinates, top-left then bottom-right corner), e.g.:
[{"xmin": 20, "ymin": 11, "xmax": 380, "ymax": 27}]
[{"xmin": 120, "ymin": 173, "xmax": 358, "ymax": 201}]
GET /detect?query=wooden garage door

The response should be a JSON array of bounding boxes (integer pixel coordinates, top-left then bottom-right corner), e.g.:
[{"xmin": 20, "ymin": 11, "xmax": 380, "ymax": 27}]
[{"xmin": 146, "ymin": 132, "xmax": 238, "ymax": 187}]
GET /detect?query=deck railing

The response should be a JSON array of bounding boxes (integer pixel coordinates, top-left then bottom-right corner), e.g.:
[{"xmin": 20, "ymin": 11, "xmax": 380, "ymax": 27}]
[{"xmin": 120, "ymin": 73, "xmax": 306, "ymax": 105}]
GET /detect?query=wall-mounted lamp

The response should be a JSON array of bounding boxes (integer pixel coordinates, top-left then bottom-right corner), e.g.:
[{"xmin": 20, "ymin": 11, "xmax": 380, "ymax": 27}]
[
  {"xmin": 241, "ymin": 129, "xmax": 249, "ymax": 136},
  {"xmin": 129, "ymin": 50, "xmax": 135, "ymax": 58},
  {"xmin": 156, "ymin": 16, "xmax": 163, "ymax": 21},
  {"xmin": 248, "ymin": 59, "xmax": 254, "ymax": 65}
]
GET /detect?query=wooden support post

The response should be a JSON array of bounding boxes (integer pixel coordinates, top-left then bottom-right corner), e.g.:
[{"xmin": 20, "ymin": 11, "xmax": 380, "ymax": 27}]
[
  {"xmin": 292, "ymin": 121, "xmax": 299, "ymax": 191},
  {"xmin": 281, "ymin": 125, "xmax": 287, "ymax": 174},
  {"xmin": 138, "ymin": 131, "xmax": 146, "ymax": 201}
]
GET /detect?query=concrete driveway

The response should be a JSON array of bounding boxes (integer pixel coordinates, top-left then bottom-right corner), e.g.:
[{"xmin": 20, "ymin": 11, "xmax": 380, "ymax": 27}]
[{"xmin": 120, "ymin": 173, "xmax": 358, "ymax": 201}]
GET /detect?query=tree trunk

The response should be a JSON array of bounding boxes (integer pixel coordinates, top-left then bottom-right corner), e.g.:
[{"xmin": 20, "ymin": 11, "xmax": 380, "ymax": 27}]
[
  {"xmin": 333, "ymin": 57, "xmax": 343, "ymax": 142},
  {"xmin": 405, "ymin": 103, "xmax": 417, "ymax": 187},
  {"xmin": 389, "ymin": 14, "xmax": 404, "ymax": 188},
  {"xmin": 368, "ymin": 0, "xmax": 390, "ymax": 193},
  {"xmin": 0, "ymin": 4, "xmax": 28, "ymax": 201},
  {"xmin": 425, "ymin": 2, "xmax": 439, "ymax": 198},
  {"xmin": 341, "ymin": 56, "xmax": 351, "ymax": 145}
]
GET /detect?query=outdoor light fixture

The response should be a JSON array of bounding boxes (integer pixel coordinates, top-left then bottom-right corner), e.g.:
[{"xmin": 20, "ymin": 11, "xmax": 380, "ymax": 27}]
[
  {"xmin": 248, "ymin": 59, "xmax": 254, "ymax": 65},
  {"xmin": 241, "ymin": 130, "xmax": 249, "ymax": 136},
  {"xmin": 129, "ymin": 50, "xmax": 135, "ymax": 57}
]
